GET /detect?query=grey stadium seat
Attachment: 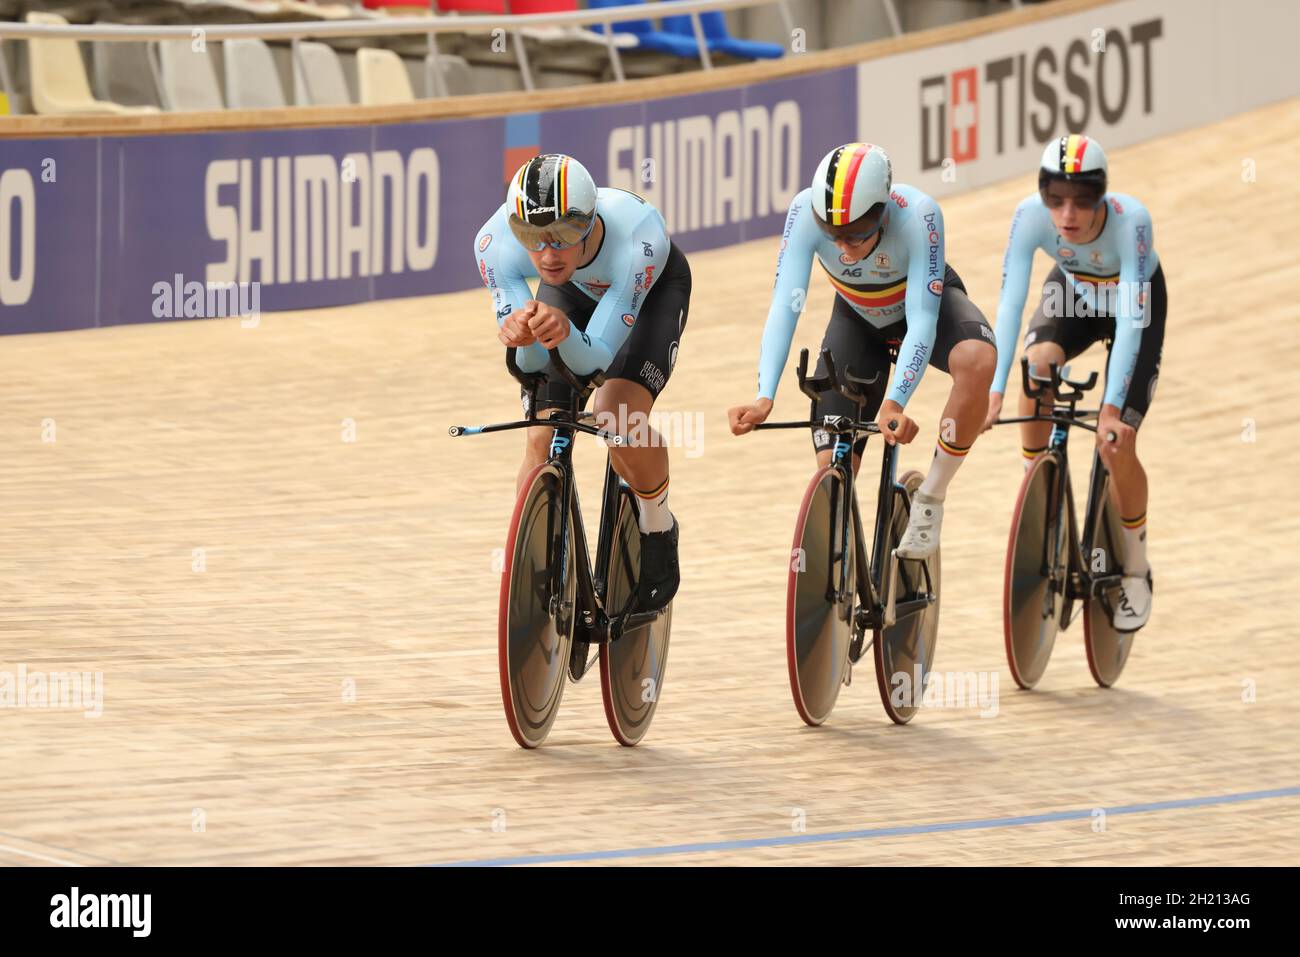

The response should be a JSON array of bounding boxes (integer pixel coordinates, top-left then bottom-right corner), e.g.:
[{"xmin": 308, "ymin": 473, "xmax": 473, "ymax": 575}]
[
  {"xmin": 93, "ymin": 36, "xmax": 163, "ymax": 110},
  {"xmin": 224, "ymin": 37, "xmax": 286, "ymax": 109},
  {"xmin": 296, "ymin": 41, "xmax": 351, "ymax": 105},
  {"xmin": 154, "ymin": 38, "xmax": 225, "ymax": 111}
]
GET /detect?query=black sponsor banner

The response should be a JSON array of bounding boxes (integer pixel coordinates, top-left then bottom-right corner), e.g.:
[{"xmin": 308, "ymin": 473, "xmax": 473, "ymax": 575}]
[{"xmin": 0, "ymin": 866, "xmax": 1283, "ymax": 942}]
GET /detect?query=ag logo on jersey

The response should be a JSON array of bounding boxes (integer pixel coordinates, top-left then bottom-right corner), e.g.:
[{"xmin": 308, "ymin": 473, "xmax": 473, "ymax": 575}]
[
  {"xmin": 478, "ymin": 233, "xmax": 492, "ymax": 252},
  {"xmin": 928, "ymin": 278, "xmax": 944, "ymax": 296},
  {"xmin": 622, "ymin": 313, "xmax": 635, "ymax": 327}
]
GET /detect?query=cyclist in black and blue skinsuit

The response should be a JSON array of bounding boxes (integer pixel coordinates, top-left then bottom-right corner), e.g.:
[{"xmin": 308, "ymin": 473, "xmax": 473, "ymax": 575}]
[
  {"xmin": 983, "ymin": 135, "xmax": 1166, "ymax": 632},
  {"xmin": 474, "ymin": 154, "xmax": 690, "ymax": 612},
  {"xmin": 729, "ymin": 142, "xmax": 997, "ymax": 562}
]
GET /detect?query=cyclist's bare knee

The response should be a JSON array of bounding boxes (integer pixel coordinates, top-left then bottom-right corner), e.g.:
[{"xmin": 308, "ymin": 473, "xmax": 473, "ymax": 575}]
[
  {"xmin": 593, "ymin": 379, "xmax": 654, "ymax": 441},
  {"xmin": 1025, "ymin": 343, "xmax": 1066, "ymax": 382},
  {"xmin": 524, "ymin": 409, "xmax": 559, "ymax": 463}
]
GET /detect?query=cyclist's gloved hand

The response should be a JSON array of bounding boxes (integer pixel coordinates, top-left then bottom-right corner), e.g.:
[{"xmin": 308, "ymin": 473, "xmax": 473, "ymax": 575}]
[
  {"xmin": 729, "ymin": 398, "xmax": 773, "ymax": 436},
  {"xmin": 1096, "ymin": 404, "xmax": 1134, "ymax": 455},
  {"xmin": 982, "ymin": 392, "xmax": 1004, "ymax": 433},
  {"xmin": 526, "ymin": 301, "xmax": 571, "ymax": 350},
  {"xmin": 498, "ymin": 304, "xmax": 539, "ymax": 348},
  {"xmin": 876, "ymin": 400, "xmax": 918, "ymax": 446}
]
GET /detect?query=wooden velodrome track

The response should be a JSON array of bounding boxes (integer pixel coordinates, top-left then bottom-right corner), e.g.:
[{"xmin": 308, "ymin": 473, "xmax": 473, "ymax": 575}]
[{"xmin": 2, "ymin": 98, "xmax": 1297, "ymax": 867}]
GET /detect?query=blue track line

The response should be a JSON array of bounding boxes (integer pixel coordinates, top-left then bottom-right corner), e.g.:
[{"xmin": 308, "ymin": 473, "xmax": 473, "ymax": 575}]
[{"xmin": 432, "ymin": 785, "xmax": 1300, "ymax": 867}]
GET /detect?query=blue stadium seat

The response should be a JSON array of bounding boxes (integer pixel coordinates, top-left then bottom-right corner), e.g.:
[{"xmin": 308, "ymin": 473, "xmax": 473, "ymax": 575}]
[
  {"xmin": 586, "ymin": 0, "xmax": 704, "ymax": 58},
  {"xmin": 660, "ymin": 4, "xmax": 785, "ymax": 60}
]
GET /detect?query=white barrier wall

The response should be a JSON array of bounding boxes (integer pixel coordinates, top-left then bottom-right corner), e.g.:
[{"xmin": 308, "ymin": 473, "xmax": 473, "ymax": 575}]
[{"xmin": 860, "ymin": 0, "xmax": 1300, "ymax": 195}]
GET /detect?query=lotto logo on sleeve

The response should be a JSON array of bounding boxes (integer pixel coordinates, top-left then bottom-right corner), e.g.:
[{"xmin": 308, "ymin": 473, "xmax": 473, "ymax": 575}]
[
  {"xmin": 928, "ymin": 279, "xmax": 944, "ymax": 296},
  {"xmin": 622, "ymin": 313, "xmax": 635, "ymax": 327},
  {"xmin": 478, "ymin": 234, "xmax": 492, "ymax": 252}
]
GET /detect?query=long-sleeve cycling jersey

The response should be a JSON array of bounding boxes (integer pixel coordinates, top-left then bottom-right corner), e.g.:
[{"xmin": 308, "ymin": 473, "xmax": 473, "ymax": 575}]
[
  {"xmin": 473, "ymin": 187, "xmax": 670, "ymax": 375},
  {"xmin": 755, "ymin": 183, "xmax": 946, "ymax": 408},
  {"xmin": 992, "ymin": 192, "xmax": 1160, "ymax": 409}
]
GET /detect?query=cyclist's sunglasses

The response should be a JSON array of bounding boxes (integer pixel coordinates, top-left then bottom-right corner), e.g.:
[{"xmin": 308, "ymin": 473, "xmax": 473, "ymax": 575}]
[{"xmin": 508, "ymin": 212, "xmax": 594, "ymax": 251}]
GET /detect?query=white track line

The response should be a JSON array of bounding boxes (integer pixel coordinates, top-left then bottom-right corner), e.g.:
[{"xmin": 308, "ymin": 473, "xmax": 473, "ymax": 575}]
[{"xmin": 0, "ymin": 843, "xmax": 84, "ymax": 866}]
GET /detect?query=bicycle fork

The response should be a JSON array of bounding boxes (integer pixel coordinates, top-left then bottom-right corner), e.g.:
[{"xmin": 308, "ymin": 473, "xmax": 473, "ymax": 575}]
[{"xmin": 1041, "ymin": 421, "xmax": 1080, "ymax": 627}]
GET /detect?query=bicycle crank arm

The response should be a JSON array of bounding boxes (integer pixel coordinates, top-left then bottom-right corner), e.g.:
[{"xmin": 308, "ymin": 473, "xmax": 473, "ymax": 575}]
[
  {"xmin": 890, "ymin": 595, "xmax": 936, "ymax": 622},
  {"xmin": 883, "ymin": 549, "xmax": 899, "ymax": 627},
  {"xmin": 609, "ymin": 608, "xmax": 665, "ymax": 642},
  {"xmin": 1088, "ymin": 572, "xmax": 1123, "ymax": 596}
]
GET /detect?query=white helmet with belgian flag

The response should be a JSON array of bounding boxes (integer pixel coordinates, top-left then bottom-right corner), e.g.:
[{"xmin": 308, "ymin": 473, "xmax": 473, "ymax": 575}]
[
  {"xmin": 1038, "ymin": 134, "xmax": 1108, "ymax": 207},
  {"xmin": 810, "ymin": 142, "xmax": 892, "ymax": 243},
  {"xmin": 506, "ymin": 153, "xmax": 598, "ymax": 250}
]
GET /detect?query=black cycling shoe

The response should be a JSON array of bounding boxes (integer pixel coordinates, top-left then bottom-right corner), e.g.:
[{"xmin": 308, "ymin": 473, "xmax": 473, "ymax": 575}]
[{"xmin": 637, "ymin": 518, "xmax": 680, "ymax": 611}]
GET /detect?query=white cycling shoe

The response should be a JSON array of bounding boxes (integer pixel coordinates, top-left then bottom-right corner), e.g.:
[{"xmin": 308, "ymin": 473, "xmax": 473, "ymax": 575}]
[
  {"xmin": 1112, "ymin": 570, "xmax": 1154, "ymax": 633},
  {"xmin": 895, "ymin": 495, "xmax": 943, "ymax": 560}
]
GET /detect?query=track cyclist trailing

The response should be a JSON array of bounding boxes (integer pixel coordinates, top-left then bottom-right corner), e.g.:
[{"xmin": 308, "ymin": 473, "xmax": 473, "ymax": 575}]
[
  {"xmin": 473, "ymin": 153, "xmax": 691, "ymax": 611},
  {"xmin": 982, "ymin": 134, "xmax": 1166, "ymax": 632},
  {"xmin": 728, "ymin": 142, "xmax": 997, "ymax": 559}
]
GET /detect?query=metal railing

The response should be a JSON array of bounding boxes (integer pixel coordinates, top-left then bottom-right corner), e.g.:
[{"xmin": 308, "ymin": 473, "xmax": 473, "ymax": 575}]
[{"xmin": 0, "ymin": 0, "xmax": 802, "ymax": 103}]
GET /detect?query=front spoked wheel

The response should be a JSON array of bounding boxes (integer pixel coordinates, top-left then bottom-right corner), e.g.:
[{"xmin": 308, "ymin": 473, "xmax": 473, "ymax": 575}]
[
  {"xmin": 873, "ymin": 469, "xmax": 941, "ymax": 724},
  {"xmin": 499, "ymin": 463, "xmax": 575, "ymax": 749},
  {"xmin": 1004, "ymin": 451, "xmax": 1068, "ymax": 689},
  {"xmin": 786, "ymin": 466, "xmax": 856, "ymax": 727},
  {"xmin": 1084, "ymin": 473, "xmax": 1134, "ymax": 687},
  {"xmin": 599, "ymin": 490, "xmax": 672, "ymax": 747}
]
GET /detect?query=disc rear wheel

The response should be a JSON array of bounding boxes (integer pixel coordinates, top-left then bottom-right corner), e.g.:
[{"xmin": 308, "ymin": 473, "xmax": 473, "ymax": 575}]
[
  {"xmin": 599, "ymin": 491, "xmax": 672, "ymax": 747},
  {"xmin": 873, "ymin": 469, "xmax": 941, "ymax": 724},
  {"xmin": 1084, "ymin": 473, "xmax": 1135, "ymax": 687}
]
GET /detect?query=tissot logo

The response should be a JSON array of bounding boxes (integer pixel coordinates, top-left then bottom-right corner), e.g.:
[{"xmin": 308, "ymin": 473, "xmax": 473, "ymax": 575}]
[{"xmin": 918, "ymin": 17, "xmax": 1163, "ymax": 170}]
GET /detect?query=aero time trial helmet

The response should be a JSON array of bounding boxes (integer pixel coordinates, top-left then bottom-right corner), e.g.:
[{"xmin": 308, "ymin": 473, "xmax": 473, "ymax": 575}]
[
  {"xmin": 507, "ymin": 154, "xmax": 598, "ymax": 251},
  {"xmin": 810, "ymin": 143, "xmax": 892, "ymax": 243},
  {"xmin": 1038, "ymin": 134, "xmax": 1108, "ymax": 208}
]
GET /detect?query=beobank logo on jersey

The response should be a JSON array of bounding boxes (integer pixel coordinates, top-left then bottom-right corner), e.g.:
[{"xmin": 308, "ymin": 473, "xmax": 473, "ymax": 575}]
[{"xmin": 917, "ymin": 17, "xmax": 1164, "ymax": 170}]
